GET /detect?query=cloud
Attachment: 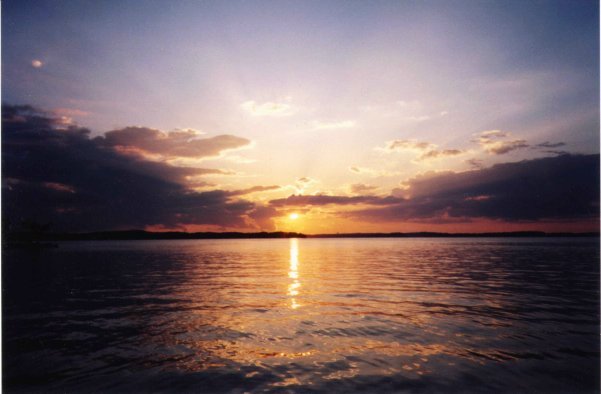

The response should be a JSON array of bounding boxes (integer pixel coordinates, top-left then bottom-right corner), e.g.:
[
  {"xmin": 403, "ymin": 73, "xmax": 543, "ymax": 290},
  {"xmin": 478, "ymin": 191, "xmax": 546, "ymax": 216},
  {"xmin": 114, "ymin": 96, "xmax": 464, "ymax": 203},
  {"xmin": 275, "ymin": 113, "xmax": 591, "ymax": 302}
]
[
  {"xmin": 247, "ymin": 206, "xmax": 279, "ymax": 231},
  {"xmin": 266, "ymin": 154, "xmax": 599, "ymax": 225},
  {"xmin": 361, "ymin": 100, "xmax": 444, "ymax": 124},
  {"xmin": 465, "ymin": 158, "xmax": 485, "ymax": 169},
  {"xmin": 379, "ymin": 139, "xmax": 465, "ymax": 161},
  {"xmin": 296, "ymin": 177, "xmax": 314, "ymax": 184},
  {"xmin": 379, "ymin": 131, "xmax": 530, "ymax": 163},
  {"xmin": 270, "ymin": 194, "xmax": 404, "ymax": 207},
  {"xmin": 6, "ymin": 105, "xmax": 595, "ymax": 232},
  {"xmin": 416, "ymin": 149, "xmax": 464, "ymax": 161},
  {"xmin": 391, "ymin": 186, "xmax": 409, "ymax": 198},
  {"xmin": 532, "ymin": 141, "xmax": 570, "ymax": 156},
  {"xmin": 2, "ymin": 104, "xmax": 273, "ymax": 232},
  {"xmin": 290, "ymin": 177, "xmax": 318, "ymax": 194},
  {"xmin": 53, "ymin": 108, "xmax": 90, "ymax": 118},
  {"xmin": 349, "ymin": 183, "xmax": 378, "ymax": 194},
  {"xmin": 312, "ymin": 120, "xmax": 356, "ymax": 130},
  {"xmin": 100, "ymin": 126, "xmax": 250, "ymax": 159},
  {"xmin": 349, "ymin": 166, "xmax": 399, "ymax": 178},
  {"xmin": 531, "ymin": 141, "xmax": 570, "ymax": 155},
  {"xmin": 473, "ymin": 130, "xmax": 529, "ymax": 155},
  {"xmin": 382, "ymin": 139, "xmax": 435, "ymax": 152},
  {"xmin": 348, "ymin": 166, "xmax": 401, "ymax": 177},
  {"xmin": 542, "ymin": 150, "xmax": 570, "ymax": 156},
  {"xmin": 226, "ymin": 185, "xmax": 280, "ymax": 197},
  {"xmin": 349, "ymin": 154, "xmax": 599, "ymax": 223},
  {"xmin": 241, "ymin": 100, "xmax": 294, "ymax": 117},
  {"xmin": 43, "ymin": 182, "xmax": 77, "ymax": 194},
  {"xmin": 536, "ymin": 141, "xmax": 566, "ymax": 148}
]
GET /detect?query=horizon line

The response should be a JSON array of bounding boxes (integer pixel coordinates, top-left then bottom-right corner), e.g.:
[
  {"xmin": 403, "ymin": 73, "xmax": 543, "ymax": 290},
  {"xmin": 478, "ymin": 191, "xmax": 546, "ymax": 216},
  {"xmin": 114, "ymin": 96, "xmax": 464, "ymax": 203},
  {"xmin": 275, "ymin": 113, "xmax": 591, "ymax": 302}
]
[{"xmin": 6, "ymin": 229, "xmax": 600, "ymax": 242}]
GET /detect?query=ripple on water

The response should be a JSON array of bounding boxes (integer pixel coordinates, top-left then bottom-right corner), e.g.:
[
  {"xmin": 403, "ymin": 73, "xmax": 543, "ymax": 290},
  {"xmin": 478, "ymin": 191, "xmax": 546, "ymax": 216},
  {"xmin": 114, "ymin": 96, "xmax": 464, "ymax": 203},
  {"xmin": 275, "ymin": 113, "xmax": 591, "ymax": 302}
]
[{"xmin": 3, "ymin": 238, "xmax": 599, "ymax": 393}]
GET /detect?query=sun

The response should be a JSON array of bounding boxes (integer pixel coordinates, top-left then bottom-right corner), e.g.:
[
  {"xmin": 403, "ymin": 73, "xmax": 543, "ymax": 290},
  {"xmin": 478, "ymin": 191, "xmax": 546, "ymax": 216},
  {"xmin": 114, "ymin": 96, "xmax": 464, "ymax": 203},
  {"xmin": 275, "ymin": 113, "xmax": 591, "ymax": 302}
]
[{"xmin": 289, "ymin": 212, "xmax": 300, "ymax": 220}]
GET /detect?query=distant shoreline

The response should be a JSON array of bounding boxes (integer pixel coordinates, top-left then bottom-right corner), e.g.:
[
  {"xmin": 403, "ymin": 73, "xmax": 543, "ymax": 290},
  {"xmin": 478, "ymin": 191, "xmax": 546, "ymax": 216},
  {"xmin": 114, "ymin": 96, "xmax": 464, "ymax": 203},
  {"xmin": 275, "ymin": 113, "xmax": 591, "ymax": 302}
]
[{"xmin": 5, "ymin": 230, "xmax": 600, "ymax": 242}]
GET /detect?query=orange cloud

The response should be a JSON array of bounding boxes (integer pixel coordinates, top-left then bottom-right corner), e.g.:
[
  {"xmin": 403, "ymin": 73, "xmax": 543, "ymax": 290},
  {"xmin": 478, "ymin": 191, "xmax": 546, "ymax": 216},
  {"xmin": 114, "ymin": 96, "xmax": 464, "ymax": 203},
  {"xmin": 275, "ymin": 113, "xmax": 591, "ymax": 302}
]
[{"xmin": 101, "ymin": 127, "xmax": 251, "ymax": 159}]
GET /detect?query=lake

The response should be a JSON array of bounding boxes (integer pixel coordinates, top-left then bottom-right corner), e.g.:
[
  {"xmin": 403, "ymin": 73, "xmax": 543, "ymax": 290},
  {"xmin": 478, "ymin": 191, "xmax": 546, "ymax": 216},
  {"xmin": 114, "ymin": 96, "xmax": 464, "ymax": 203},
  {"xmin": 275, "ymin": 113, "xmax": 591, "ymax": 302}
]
[{"xmin": 3, "ymin": 238, "xmax": 599, "ymax": 393}]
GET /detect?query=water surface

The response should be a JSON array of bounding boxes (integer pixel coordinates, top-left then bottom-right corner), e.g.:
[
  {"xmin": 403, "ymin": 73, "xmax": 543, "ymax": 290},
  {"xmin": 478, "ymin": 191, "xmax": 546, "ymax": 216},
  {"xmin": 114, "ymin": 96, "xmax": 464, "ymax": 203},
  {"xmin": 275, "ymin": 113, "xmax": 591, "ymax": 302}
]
[{"xmin": 3, "ymin": 238, "xmax": 599, "ymax": 392}]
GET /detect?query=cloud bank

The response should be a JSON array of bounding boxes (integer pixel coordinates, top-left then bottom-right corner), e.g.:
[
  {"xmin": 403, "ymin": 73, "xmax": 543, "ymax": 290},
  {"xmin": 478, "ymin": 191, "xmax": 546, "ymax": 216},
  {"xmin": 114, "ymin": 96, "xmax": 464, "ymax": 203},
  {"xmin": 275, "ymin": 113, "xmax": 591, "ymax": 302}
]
[
  {"xmin": 3, "ymin": 104, "xmax": 598, "ymax": 233},
  {"xmin": 2, "ymin": 105, "xmax": 271, "ymax": 232},
  {"xmin": 357, "ymin": 154, "xmax": 599, "ymax": 222},
  {"xmin": 273, "ymin": 154, "xmax": 599, "ymax": 224}
]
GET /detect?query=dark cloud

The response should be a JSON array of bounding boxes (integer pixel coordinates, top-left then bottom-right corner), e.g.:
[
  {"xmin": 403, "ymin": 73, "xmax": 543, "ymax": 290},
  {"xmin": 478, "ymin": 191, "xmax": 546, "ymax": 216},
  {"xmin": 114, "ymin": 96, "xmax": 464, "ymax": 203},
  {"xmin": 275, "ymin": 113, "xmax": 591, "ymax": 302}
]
[
  {"xmin": 247, "ymin": 206, "xmax": 278, "ymax": 231},
  {"xmin": 417, "ymin": 149, "xmax": 463, "ymax": 161},
  {"xmin": 2, "ymin": 104, "xmax": 270, "ymax": 231},
  {"xmin": 473, "ymin": 130, "xmax": 529, "ymax": 154},
  {"xmin": 295, "ymin": 176, "xmax": 317, "ymax": 188},
  {"xmin": 465, "ymin": 158, "xmax": 485, "ymax": 169},
  {"xmin": 99, "ymin": 126, "xmax": 250, "ymax": 158},
  {"xmin": 226, "ymin": 185, "xmax": 280, "ymax": 196},
  {"xmin": 350, "ymin": 154, "xmax": 599, "ymax": 222},
  {"xmin": 269, "ymin": 194, "xmax": 404, "ymax": 207},
  {"xmin": 543, "ymin": 150, "xmax": 570, "ymax": 156},
  {"xmin": 536, "ymin": 141, "xmax": 566, "ymax": 148},
  {"xmin": 530, "ymin": 141, "xmax": 570, "ymax": 156},
  {"xmin": 269, "ymin": 154, "xmax": 599, "ymax": 224}
]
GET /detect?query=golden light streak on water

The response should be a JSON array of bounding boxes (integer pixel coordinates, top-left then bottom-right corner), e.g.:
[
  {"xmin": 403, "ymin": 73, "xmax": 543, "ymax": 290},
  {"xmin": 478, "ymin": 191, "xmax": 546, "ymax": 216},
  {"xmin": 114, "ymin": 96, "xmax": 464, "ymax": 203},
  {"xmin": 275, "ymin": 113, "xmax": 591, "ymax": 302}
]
[{"xmin": 288, "ymin": 238, "xmax": 301, "ymax": 309}]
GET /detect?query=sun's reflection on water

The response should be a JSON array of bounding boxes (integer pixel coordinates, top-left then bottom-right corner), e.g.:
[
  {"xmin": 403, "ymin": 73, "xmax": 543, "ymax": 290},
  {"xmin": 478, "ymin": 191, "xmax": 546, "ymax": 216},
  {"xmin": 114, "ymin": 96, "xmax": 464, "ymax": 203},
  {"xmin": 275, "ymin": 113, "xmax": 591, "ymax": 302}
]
[
  {"xmin": 288, "ymin": 238, "xmax": 301, "ymax": 309},
  {"xmin": 19, "ymin": 238, "xmax": 595, "ymax": 392}
]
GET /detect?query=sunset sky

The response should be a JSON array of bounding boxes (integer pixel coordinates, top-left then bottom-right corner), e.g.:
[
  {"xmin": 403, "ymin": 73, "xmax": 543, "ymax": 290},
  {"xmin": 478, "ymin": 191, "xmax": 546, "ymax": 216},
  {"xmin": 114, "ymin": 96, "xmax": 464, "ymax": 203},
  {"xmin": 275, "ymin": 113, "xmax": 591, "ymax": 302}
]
[{"xmin": 3, "ymin": 1, "xmax": 599, "ymax": 233}]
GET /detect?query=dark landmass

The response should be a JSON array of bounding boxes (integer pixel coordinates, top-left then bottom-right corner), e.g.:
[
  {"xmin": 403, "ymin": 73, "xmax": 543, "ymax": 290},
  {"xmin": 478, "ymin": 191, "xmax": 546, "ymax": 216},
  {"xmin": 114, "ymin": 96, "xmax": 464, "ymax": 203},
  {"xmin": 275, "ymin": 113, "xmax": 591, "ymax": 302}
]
[
  {"xmin": 4, "ymin": 229, "xmax": 599, "ymax": 243},
  {"xmin": 5, "ymin": 230, "xmax": 306, "ymax": 242},
  {"xmin": 308, "ymin": 231, "xmax": 600, "ymax": 238}
]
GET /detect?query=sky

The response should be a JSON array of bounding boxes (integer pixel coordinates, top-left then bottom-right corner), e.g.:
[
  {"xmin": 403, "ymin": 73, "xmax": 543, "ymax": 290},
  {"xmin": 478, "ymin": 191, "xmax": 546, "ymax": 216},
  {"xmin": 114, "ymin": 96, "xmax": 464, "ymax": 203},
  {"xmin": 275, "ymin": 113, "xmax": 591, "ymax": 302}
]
[{"xmin": 2, "ymin": 0, "xmax": 599, "ymax": 233}]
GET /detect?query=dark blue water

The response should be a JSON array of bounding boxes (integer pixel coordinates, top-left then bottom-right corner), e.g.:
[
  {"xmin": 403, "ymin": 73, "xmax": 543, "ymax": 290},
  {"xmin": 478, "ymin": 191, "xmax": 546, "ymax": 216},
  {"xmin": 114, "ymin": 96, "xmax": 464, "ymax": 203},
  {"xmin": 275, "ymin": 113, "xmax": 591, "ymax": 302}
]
[{"xmin": 3, "ymin": 238, "xmax": 599, "ymax": 393}]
